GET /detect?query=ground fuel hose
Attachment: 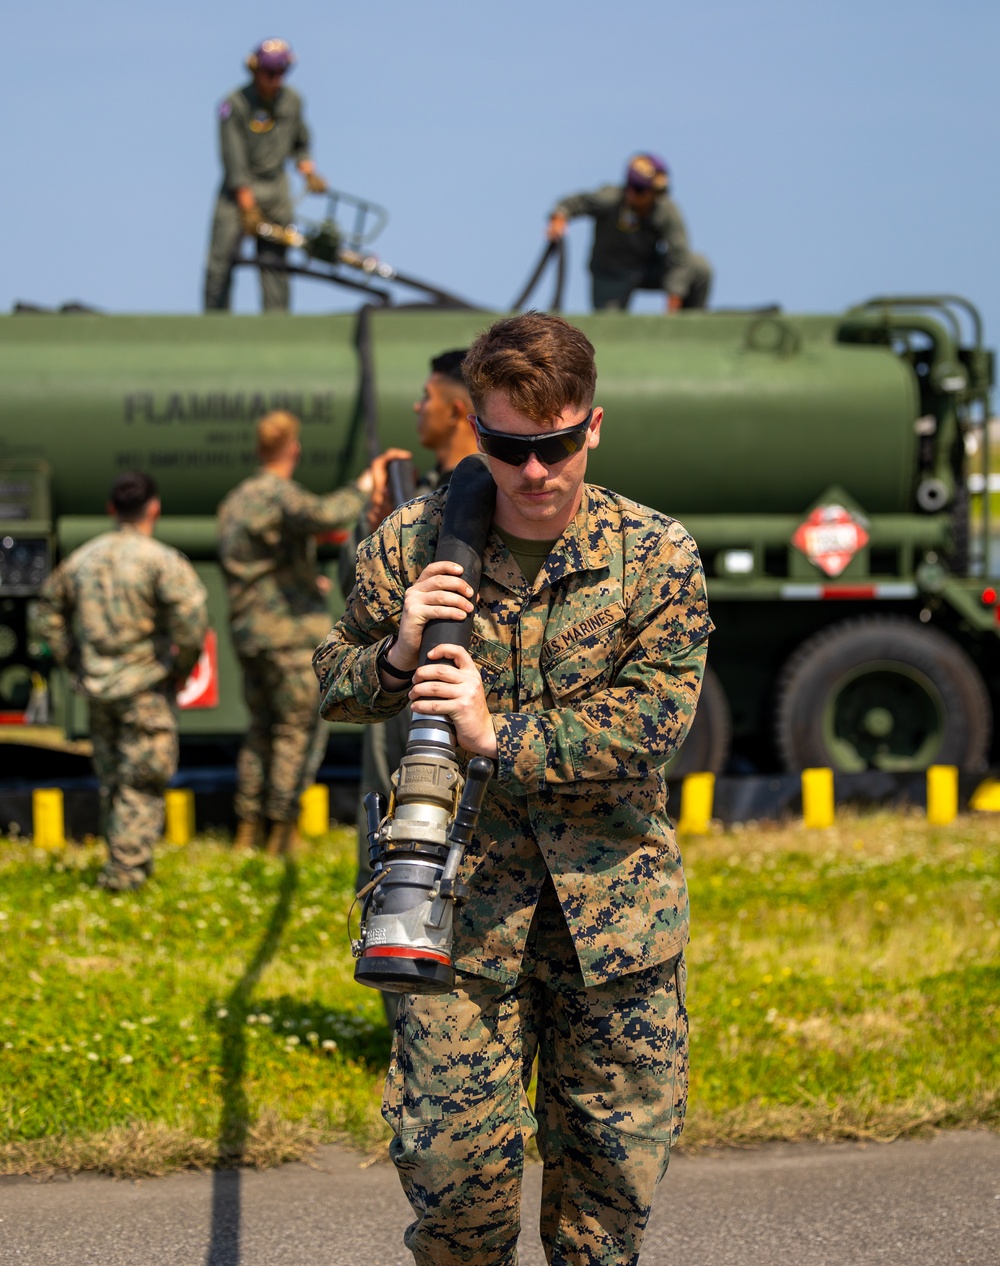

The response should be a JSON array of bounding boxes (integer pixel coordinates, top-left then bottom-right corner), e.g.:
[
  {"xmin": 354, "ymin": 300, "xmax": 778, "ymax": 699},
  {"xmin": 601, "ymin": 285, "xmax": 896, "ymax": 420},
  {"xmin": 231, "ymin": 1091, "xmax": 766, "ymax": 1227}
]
[{"xmin": 353, "ymin": 456, "xmax": 497, "ymax": 994}]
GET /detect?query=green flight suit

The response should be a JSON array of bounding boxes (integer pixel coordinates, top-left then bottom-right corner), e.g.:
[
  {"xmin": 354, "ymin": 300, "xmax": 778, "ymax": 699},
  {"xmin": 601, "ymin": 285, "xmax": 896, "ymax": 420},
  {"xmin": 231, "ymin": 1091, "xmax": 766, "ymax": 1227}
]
[
  {"xmin": 553, "ymin": 184, "xmax": 713, "ymax": 311},
  {"xmin": 204, "ymin": 83, "xmax": 312, "ymax": 313}
]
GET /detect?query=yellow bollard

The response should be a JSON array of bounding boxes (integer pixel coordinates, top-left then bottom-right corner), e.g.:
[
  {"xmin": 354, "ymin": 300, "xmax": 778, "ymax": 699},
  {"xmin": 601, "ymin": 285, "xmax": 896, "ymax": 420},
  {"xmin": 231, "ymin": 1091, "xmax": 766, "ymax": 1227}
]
[
  {"xmin": 927, "ymin": 764, "xmax": 958, "ymax": 826},
  {"xmin": 969, "ymin": 777, "xmax": 1000, "ymax": 812},
  {"xmin": 801, "ymin": 768, "xmax": 835, "ymax": 829},
  {"xmin": 164, "ymin": 788, "xmax": 195, "ymax": 847},
  {"xmin": 32, "ymin": 788, "xmax": 65, "ymax": 849},
  {"xmin": 299, "ymin": 783, "xmax": 330, "ymax": 838},
  {"xmin": 678, "ymin": 772, "xmax": 715, "ymax": 835}
]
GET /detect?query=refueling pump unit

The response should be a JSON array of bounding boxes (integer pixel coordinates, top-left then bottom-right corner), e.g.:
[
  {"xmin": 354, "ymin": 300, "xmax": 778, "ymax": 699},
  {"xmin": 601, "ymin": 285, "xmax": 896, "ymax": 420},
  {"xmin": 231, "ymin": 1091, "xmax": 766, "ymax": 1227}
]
[{"xmin": 352, "ymin": 456, "xmax": 497, "ymax": 995}]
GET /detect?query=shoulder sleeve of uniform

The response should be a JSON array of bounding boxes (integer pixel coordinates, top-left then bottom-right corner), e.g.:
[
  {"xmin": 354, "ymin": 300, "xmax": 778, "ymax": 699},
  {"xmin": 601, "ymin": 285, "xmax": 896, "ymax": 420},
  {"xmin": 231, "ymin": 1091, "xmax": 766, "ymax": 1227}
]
[
  {"xmin": 219, "ymin": 89, "xmax": 252, "ymax": 191},
  {"xmin": 655, "ymin": 197, "xmax": 691, "ymax": 266},
  {"xmin": 278, "ymin": 479, "xmax": 365, "ymax": 534},
  {"xmin": 284, "ymin": 87, "xmax": 310, "ymax": 160},
  {"xmin": 156, "ymin": 548, "xmax": 209, "ymax": 674},
  {"xmin": 33, "ymin": 562, "xmax": 74, "ymax": 666},
  {"xmin": 313, "ymin": 511, "xmax": 411, "ymax": 723},
  {"xmin": 552, "ymin": 185, "xmax": 618, "ymax": 219}
]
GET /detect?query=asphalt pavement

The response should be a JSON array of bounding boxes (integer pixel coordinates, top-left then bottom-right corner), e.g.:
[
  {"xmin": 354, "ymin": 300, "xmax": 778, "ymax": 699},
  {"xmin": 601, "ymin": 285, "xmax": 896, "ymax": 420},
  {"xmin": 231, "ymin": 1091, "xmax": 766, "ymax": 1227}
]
[{"xmin": 1, "ymin": 1130, "xmax": 997, "ymax": 1266}]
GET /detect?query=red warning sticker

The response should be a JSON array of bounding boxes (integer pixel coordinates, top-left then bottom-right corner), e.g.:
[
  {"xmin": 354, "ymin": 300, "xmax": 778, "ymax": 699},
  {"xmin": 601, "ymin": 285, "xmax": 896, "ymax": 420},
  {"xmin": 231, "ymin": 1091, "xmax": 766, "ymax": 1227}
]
[
  {"xmin": 177, "ymin": 628, "xmax": 220, "ymax": 710},
  {"xmin": 792, "ymin": 505, "xmax": 869, "ymax": 578}
]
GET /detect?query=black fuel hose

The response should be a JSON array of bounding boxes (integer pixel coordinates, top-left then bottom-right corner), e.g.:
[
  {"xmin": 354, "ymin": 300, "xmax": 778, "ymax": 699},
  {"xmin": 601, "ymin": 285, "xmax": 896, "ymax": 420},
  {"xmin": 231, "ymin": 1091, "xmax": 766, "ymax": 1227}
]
[{"xmin": 418, "ymin": 455, "xmax": 496, "ymax": 667}]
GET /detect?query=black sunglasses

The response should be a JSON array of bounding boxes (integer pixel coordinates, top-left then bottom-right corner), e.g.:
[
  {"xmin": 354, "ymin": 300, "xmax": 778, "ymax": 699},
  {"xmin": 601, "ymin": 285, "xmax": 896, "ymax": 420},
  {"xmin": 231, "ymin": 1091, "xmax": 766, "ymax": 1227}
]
[{"xmin": 474, "ymin": 410, "xmax": 593, "ymax": 466}]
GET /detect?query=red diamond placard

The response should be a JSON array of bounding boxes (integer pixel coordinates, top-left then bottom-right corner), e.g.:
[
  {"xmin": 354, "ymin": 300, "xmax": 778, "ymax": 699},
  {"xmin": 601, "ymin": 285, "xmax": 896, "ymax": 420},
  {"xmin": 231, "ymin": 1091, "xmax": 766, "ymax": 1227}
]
[{"xmin": 792, "ymin": 505, "xmax": 869, "ymax": 577}]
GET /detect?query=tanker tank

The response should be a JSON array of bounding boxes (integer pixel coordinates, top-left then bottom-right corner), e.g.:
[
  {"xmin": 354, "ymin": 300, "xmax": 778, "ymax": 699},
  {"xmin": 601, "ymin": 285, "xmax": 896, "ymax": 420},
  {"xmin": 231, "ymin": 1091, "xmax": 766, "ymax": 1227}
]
[{"xmin": 0, "ymin": 296, "xmax": 995, "ymax": 778}]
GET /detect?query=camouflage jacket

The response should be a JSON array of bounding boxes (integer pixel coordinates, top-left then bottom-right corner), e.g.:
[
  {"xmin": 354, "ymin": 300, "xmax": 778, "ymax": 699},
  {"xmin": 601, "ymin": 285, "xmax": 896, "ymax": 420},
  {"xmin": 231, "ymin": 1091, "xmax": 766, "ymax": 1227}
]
[
  {"xmin": 218, "ymin": 470, "xmax": 365, "ymax": 656},
  {"xmin": 35, "ymin": 527, "xmax": 208, "ymax": 702},
  {"xmin": 218, "ymin": 82, "xmax": 310, "ymax": 192},
  {"xmin": 553, "ymin": 184, "xmax": 698, "ymax": 298},
  {"xmin": 314, "ymin": 483, "xmax": 713, "ymax": 987}
]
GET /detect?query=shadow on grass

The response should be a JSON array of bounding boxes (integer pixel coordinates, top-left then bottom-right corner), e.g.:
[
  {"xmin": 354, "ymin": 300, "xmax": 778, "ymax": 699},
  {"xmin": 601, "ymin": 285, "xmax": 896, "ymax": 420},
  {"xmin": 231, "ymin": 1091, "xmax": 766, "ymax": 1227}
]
[{"xmin": 205, "ymin": 857, "xmax": 299, "ymax": 1266}]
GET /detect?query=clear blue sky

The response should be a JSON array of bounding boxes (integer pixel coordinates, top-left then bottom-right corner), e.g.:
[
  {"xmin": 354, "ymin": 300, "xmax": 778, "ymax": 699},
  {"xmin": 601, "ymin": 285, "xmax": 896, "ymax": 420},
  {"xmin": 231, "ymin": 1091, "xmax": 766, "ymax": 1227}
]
[{"xmin": 6, "ymin": 1, "xmax": 999, "ymax": 347}]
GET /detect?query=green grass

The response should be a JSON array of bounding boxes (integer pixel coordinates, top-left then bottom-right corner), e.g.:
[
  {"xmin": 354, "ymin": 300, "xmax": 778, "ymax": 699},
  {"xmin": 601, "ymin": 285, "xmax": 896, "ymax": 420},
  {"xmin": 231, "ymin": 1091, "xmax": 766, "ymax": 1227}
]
[{"xmin": 1, "ymin": 812, "xmax": 998, "ymax": 1176}]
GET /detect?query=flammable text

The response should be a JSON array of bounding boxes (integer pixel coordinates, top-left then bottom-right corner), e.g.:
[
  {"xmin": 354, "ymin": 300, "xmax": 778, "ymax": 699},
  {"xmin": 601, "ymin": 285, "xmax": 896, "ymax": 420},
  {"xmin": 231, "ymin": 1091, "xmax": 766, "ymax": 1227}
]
[{"xmin": 123, "ymin": 392, "xmax": 336, "ymax": 424}]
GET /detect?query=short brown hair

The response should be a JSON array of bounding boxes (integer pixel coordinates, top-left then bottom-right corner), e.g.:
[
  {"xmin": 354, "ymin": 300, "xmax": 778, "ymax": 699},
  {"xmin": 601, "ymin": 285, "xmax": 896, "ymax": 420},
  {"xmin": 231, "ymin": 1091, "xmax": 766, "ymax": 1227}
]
[
  {"xmin": 462, "ymin": 312, "xmax": 596, "ymax": 425},
  {"xmin": 257, "ymin": 410, "xmax": 300, "ymax": 461}
]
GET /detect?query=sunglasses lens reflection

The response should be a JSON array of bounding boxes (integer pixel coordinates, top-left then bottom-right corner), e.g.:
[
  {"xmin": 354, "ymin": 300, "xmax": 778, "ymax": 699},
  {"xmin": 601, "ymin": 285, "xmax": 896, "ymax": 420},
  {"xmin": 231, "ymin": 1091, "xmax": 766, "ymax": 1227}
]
[{"xmin": 475, "ymin": 413, "xmax": 591, "ymax": 466}]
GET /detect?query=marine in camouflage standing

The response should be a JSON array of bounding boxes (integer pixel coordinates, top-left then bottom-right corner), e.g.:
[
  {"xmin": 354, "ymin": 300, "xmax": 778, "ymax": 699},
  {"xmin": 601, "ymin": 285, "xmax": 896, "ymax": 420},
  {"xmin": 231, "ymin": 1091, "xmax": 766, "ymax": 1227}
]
[
  {"xmin": 548, "ymin": 152, "xmax": 713, "ymax": 312},
  {"xmin": 218, "ymin": 410, "xmax": 407, "ymax": 855},
  {"xmin": 203, "ymin": 38, "xmax": 328, "ymax": 313},
  {"xmin": 315, "ymin": 313, "xmax": 713, "ymax": 1266},
  {"xmin": 35, "ymin": 473, "xmax": 207, "ymax": 891}
]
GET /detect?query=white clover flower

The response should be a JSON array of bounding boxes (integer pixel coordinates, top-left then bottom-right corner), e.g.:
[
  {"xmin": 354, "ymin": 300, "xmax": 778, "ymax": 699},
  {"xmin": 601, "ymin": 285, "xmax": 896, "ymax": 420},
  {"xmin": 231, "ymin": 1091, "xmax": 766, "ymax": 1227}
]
[
  {"xmin": 258, "ymin": 1014, "xmax": 272, "ymax": 1025},
  {"xmin": 285, "ymin": 1034, "xmax": 300, "ymax": 1046},
  {"xmin": 118, "ymin": 1054, "xmax": 133, "ymax": 1065},
  {"xmin": 60, "ymin": 1044, "xmax": 72, "ymax": 1053},
  {"xmin": 216, "ymin": 1008, "xmax": 228, "ymax": 1019},
  {"xmin": 86, "ymin": 1052, "xmax": 99, "ymax": 1061},
  {"xmin": 140, "ymin": 1016, "xmax": 157, "ymax": 1025},
  {"xmin": 306, "ymin": 1032, "xmax": 319, "ymax": 1043},
  {"xmin": 321, "ymin": 1039, "xmax": 337, "ymax": 1051},
  {"xmin": 246, "ymin": 1014, "xmax": 258, "ymax": 1025}
]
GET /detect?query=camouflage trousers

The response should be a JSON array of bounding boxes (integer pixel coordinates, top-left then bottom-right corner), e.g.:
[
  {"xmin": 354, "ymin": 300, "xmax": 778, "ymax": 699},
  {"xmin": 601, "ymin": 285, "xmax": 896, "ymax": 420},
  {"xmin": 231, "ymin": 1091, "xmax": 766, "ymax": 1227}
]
[
  {"xmin": 89, "ymin": 688, "xmax": 178, "ymax": 881},
  {"xmin": 235, "ymin": 647, "xmax": 328, "ymax": 825},
  {"xmin": 383, "ymin": 881, "xmax": 689, "ymax": 1266}
]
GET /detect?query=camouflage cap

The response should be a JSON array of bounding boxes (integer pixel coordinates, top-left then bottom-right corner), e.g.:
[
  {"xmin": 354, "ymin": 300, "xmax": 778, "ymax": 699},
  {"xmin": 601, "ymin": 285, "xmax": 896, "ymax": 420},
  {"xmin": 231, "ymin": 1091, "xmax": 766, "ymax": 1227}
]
[
  {"xmin": 246, "ymin": 39, "xmax": 295, "ymax": 73},
  {"xmin": 626, "ymin": 153, "xmax": 669, "ymax": 193}
]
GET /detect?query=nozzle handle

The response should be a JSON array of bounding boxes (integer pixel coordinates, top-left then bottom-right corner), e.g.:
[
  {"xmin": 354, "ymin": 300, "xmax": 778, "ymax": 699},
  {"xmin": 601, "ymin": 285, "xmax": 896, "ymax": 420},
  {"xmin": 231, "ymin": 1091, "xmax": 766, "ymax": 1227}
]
[
  {"xmin": 438, "ymin": 756, "xmax": 494, "ymax": 890},
  {"xmin": 363, "ymin": 790, "xmax": 387, "ymax": 871},
  {"xmin": 448, "ymin": 757, "xmax": 493, "ymax": 849}
]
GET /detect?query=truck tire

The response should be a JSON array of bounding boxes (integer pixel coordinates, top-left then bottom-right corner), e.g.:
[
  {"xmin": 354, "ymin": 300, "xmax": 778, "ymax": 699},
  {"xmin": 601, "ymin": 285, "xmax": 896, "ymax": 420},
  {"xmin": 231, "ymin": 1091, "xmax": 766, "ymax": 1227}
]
[
  {"xmin": 775, "ymin": 616, "xmax": 991, "ymax": 773},
  {"xmin": 664, "ymin": 665, "xmax": 731, "ymax": 777}
]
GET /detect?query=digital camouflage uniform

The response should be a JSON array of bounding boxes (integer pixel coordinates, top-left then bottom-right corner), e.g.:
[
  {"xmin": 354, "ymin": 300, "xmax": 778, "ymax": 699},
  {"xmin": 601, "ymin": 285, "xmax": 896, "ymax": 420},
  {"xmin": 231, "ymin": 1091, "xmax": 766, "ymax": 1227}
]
[
  {"xmin": 314, "ymin": 482, "xmax": 712, "ymax": 1266},
  {"xmin": 204, "ymin": 82, "xmax": 312, "ymax": 312},
  {"xmin": 553, "ymin": 185, "xmax": 712, "ymax": 312},
  {"xmin": 34, "ymin": 528, "xmax": 208, "ymax": 886},
  {"xmin": 218, "ymin": 470, "xmax": 365, "ymax": 827}
]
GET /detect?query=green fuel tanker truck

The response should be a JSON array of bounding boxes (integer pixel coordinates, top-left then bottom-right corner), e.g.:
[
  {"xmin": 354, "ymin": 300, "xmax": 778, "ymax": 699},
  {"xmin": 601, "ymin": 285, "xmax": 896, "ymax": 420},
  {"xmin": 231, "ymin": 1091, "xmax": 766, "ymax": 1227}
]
[{"xmin": 0, "ymin": 295, "xmax": 995, "ymax": 775}]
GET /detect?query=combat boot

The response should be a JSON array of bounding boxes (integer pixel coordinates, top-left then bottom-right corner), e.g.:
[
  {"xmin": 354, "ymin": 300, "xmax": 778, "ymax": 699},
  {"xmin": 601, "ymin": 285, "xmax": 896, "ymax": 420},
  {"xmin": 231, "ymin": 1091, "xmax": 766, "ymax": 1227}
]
[
  {"xmin": 233, "ymin": 820, "xmax": 262, "ymax": 851},
  {"xmin": 265, "ymin": 821, "xmax": 301, "ymax": 857},
  {"xmin": 96, "ymin": 864, "xmax": 147, "ymax": 892}
]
